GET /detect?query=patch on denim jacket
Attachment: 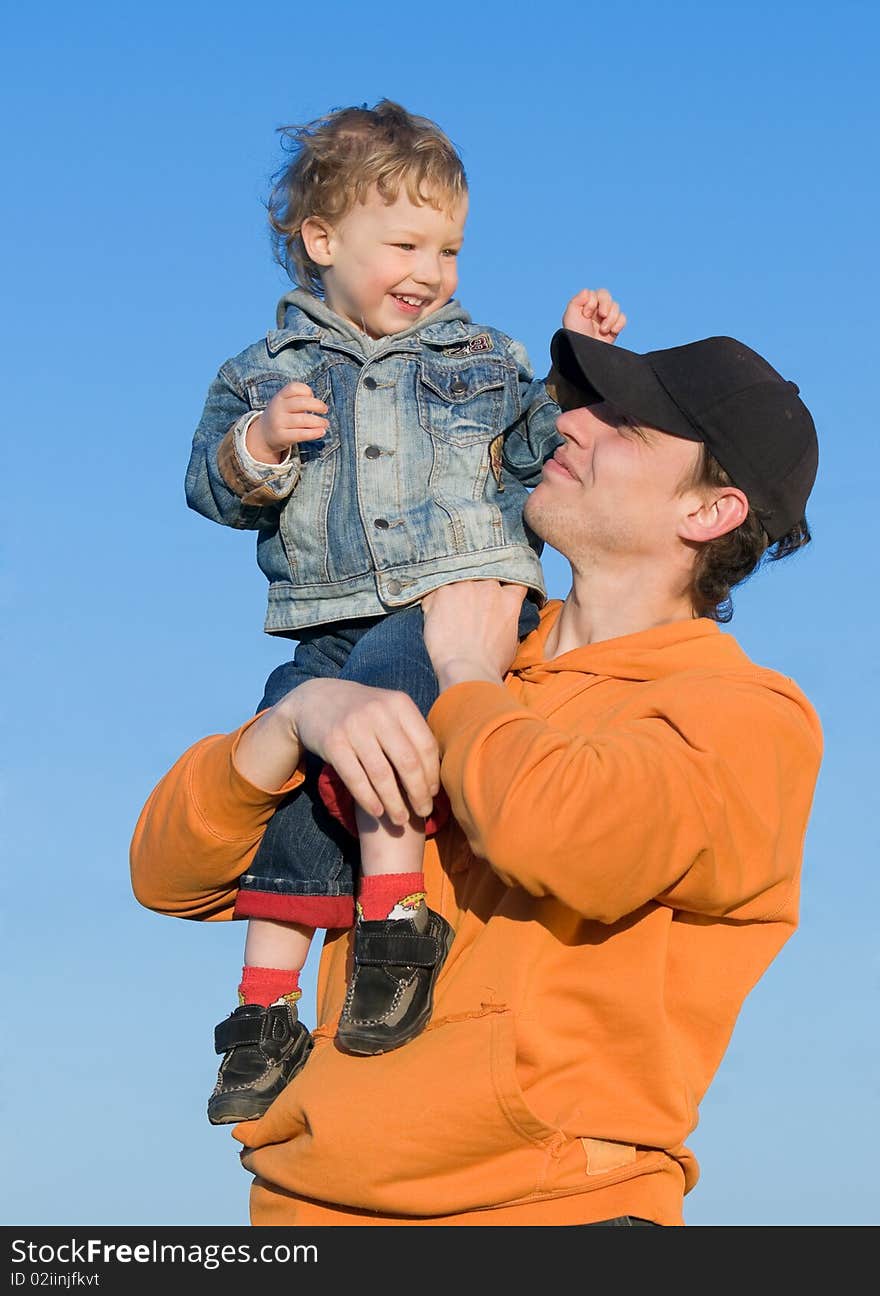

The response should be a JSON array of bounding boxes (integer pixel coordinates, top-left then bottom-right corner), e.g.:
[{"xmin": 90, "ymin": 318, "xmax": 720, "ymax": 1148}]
[
  {"xmin": 442, "ymin": 333, "xmax": 494, "ymax": 357},
  {"xmin": 489, "ymin": 432, "xmax": 505, "ymax": 491}
]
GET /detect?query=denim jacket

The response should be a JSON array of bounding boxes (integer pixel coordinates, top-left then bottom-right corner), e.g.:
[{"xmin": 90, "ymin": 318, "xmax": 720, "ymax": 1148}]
[{"xmin": 186, "ymin": 289, "xmax": 562, "ymax": 635}]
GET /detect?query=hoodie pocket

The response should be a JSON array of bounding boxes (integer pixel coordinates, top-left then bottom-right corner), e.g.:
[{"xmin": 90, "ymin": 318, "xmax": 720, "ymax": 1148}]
[{"xmin": 239, "ymin": 1006, "xmax": 564, "ymax": 1217}]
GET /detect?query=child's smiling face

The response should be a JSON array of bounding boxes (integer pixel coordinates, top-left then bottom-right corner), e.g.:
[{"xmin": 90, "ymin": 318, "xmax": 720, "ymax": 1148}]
[{"xmin": 302, "ymin": 185, "xmax": 468, "ymax": 338}]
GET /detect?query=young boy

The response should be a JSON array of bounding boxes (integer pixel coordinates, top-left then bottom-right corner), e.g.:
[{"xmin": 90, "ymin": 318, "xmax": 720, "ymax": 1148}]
[{"xmin": 185, "ymin": 99, "xmax": 625, "ymax": 1125}]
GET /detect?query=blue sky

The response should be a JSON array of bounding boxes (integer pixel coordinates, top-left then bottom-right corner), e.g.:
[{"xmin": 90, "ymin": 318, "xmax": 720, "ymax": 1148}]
[{"xmin": 3, "ymin": 0, "xmax": 878, "ymax": 1227}]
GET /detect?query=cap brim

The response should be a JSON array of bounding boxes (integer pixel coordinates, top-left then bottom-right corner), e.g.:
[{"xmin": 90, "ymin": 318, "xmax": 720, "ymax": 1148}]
[{"xmin": 550, "ymin": 331, "xmax": 703, "ymax": 443}]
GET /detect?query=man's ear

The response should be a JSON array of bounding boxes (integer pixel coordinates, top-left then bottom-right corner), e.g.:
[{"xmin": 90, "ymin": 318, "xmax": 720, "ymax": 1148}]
[
  {"xmin": 300, "ymin": 217, "xmax": 334, "ymax": 267},
  {"xmin": 679, "ymin": 487, "xmax": 749, "ymax": 543}
]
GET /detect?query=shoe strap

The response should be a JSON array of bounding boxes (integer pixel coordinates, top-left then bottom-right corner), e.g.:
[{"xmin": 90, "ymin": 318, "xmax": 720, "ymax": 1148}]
[
  {"xmin": 355, "ymin": 928, "xmax": 441, "ymax": 968},
  {"xmin": 214, "ymin": 1011, "xmax": 266, "ymax": 1054}
]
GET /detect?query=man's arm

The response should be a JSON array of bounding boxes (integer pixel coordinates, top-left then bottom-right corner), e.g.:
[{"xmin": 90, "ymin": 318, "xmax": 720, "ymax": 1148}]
[
  {"xmin": 129, "ymin": 713, "xmax": 307, "ymax": 921},
  {"xmin": 130, "ymin": 680, "xmax": 441, "ymax": 918},
  {"xmin": 421, "ymin": 582, "xmax": 822, "ymax": 924}
]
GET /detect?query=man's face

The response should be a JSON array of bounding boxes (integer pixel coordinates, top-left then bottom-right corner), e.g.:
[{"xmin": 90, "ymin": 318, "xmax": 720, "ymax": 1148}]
[
  {"xmin": 523, "ymin": 401, "xmax": 703, "ymax": 567},
  {"xmin": 316, "ymin": 185, "xmax": 467, "ymax": 339}
]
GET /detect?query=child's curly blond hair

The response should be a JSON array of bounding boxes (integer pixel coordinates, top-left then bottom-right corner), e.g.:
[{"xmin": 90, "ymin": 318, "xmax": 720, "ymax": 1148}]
[{"xmin": 267, "ymin": 99, "xmax": 468, "ymax": 294}]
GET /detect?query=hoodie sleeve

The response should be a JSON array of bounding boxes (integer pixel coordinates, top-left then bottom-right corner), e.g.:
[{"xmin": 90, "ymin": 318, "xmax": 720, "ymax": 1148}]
[
  {"xmin": 129, "ymin": 720, "xmax": 306, "ymax": 921},
  {"xmin": 428, "ymin": 676, "xmax": 822, "ymax": 924}
]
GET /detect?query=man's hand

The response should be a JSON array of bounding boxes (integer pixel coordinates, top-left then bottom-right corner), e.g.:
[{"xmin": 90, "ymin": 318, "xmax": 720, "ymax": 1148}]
[
  {"xmin": 285, "ymin": 679, "xmax": 440, "ymax": 826},
  {"xmin": 562, "ymin": 288, "xmax": 627, "ymax": 343},
  {"xmin": 246, "ymin": 382, "xmax": 330, "ymax": 464},
  {"xmin": 422, "ymin": 581, "xmax": 526, "ymax": 692}
]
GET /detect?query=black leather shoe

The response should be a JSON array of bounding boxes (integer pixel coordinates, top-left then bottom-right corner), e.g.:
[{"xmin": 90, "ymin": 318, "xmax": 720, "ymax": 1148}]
[
  {"xmin": 207, "ymin": 1000, "xmax": 313, "ymax": 1125},
  {"xmin": 336, "ymin": 907, "xmax": 454, "ymax": 1056}
]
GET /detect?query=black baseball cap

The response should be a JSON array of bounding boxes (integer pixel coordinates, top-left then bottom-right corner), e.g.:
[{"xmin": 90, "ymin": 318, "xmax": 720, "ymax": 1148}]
[{"xmin": 549, "ymin": 331, "xmax": 818, "ymax": 543}]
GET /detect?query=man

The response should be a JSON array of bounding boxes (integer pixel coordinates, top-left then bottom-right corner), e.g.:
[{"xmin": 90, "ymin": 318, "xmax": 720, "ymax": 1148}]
[{"xmin": 131, "ymin": 329, "xmax": 822, "ymax": 1226}]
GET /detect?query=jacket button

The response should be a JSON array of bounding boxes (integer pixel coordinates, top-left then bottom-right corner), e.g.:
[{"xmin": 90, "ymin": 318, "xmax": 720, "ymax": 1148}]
[
  {"xmin": 374, "ymin": 517, "xmax": 390, "ymax": 529},
  {"xmin": 450, "ymin": 378, "xmax": 468, "ymax": 396},
  {"xmin": 363, "ymin": 375, "xmax": 378, "ymax": 389},
  {"xmin": 386, "ymin": 580, "xmax": 402, "ymax": 595},
  {"xmin": 365, "ymin": 445, "xmax": 381, "ymax": 458}
]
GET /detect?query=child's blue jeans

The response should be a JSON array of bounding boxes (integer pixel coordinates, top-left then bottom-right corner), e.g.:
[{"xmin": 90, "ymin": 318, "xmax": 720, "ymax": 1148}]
[{"xmin": 233, "ymin": 598, "xmax": 540, "ymax": 928}]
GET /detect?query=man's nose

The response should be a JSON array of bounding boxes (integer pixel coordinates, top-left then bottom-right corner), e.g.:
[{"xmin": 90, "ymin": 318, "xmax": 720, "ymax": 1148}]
[
  {"xmin": 555, "ymin": 406, "xmax": 586, "ymax": 439},
  {"xmin": 555, "ymin": 404, "xmax": 601, "ymax": 446}
]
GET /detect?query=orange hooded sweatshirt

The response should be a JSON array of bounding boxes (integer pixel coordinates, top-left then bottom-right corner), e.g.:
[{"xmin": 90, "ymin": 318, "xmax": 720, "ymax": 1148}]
[{"xmin": 130, "ymin": 602, "xmax": 822, "ymax": 1226}]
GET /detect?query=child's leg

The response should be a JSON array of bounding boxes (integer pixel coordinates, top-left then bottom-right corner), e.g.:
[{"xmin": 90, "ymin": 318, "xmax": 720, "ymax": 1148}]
[
  {"xmin": 342, "ymin": 603, "xmax": 440, "ymax": 910},
  {"xmin": 208, "ymin": 622, "xmax": 374, "ymax": 1125},
  {"xmin": 324, "ymin": 605, "xmax": 453, "ymax": 1054},
  {"xmin": 240, "ymin": 917, "xmax": 314, "ymax": 1006}
]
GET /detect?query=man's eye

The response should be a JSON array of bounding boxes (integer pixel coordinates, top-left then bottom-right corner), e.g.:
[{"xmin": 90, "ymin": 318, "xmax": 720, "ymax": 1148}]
[
  {"xmin": 394, "ymin": 243, "xmax": 415, "ymax": 251},
  {"xmin": 441, "ymin": 248, "xmax": 460, "ymax": 258}
]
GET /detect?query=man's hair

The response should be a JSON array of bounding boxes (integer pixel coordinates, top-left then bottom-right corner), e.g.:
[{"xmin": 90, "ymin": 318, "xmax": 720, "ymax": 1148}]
[
  {"xmin": 266, "ymin": 99, "xmax": 468, "ymax": 294},
  {"xmin": 687, "ymin": 447, "xmax": 811, "ymax": 622}
]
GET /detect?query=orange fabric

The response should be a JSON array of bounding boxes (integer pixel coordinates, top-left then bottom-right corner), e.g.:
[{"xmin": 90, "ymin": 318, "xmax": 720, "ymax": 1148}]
[
  {"xmin": 131, "ymin": 602, "xmax": 822, "ymax": 1225},
  {"xmin": 130, "ymin": 714, "xmax": 306, "ymax": 923},
  {"xmin": 249, "ymin": 1150, "xmax": 686, "ymax": 1225}
]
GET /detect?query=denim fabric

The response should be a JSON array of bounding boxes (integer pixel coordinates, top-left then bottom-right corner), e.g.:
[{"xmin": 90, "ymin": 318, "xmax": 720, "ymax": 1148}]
[
  {"xmin": 578, "ymin": 1217, "xmax": 659, "ymax": 1227},
  {"xmin": 186, "ymin": 289, "xmax": 562, "ymax": 635},
  {"xmin": 238, "ymin": 599, "xmax": 540, "ymax": 906}
]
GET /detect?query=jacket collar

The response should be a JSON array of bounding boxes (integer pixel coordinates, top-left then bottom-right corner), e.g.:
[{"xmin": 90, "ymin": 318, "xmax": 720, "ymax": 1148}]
[{"xmin": 267, "ymin": 288, "xmax": 476, "ymax": 358}]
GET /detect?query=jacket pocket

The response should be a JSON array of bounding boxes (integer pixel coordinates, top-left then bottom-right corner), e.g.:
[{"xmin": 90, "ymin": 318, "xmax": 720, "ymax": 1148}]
[
  {"xmin": 238, "ymin": 1006, "xmax": 564, "ymax": 1216},
  {"xmin": 243, "ymin": 371, "xmax": 294, "ymax": 410},
  {"xmin": 417, "ymin": 358, "xmax": 509, "ymax": 446},
  {"xmin": 244, "ymin": 369, "xmax": 339, "ymax": 464}
]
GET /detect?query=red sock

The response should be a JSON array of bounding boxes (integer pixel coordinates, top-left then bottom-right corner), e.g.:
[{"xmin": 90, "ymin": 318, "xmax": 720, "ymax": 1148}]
[
  {"xmin": 237, "ymin": 966, "xmax": 300, "ymax": 1008},
  {"xmin": 357, "ymin": 872, "xmax": 426, "ymax": 921}
]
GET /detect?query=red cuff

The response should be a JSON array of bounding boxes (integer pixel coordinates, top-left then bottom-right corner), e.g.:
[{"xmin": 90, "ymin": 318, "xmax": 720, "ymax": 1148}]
[
  {"xmin": 233, "ymin": 889, "xmax": 355, "ymax": 928},
  {"xmin": 317, "ymin": 764, "xmax": 451, "ymax": 838}
]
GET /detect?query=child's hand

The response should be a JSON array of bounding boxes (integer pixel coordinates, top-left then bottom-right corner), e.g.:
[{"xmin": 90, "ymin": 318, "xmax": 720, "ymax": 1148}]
[
  {"xmin": 562, "ymin": 289, "xmax": 627, "ymax": 344},
  {"xmin": 246, "ymin": 382, "xmax": 329, "ymax": 464}
]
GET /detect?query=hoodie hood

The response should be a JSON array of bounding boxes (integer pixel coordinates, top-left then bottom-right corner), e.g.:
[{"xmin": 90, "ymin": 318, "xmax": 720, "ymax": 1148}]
[
  {"xmin": 272, "ymin": 288, "xmax": 472, "ymax": 358},
  {"xmin": 514, "ymin": 600, "xmax": 769, "ymax": 684}
]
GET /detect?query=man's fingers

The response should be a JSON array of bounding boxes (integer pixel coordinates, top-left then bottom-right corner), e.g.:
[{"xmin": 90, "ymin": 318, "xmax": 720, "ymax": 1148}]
[
  {"xmin": 353, "ymin": 731, "xmax": 418, "ymax": 826},
  {"xmin": 325, "ymin": 696, "xmax": 439, "ymax": 824},
  {"xmin": 323, "ymin": 726, "xmax": 399, "ymax": 820},
  {"xmin": 380, "ymin": 722, "xmax": 440, "ymax": 817},
  {"xmin": 323, "ymin": 742, "xmax": 388, "ymax": 822},
  {"xmin": 368, "ymin": 702, "xmax": 439, "ymax": 821}
]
